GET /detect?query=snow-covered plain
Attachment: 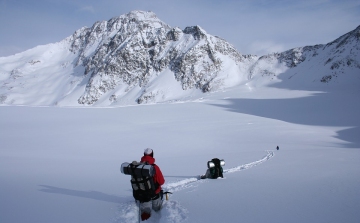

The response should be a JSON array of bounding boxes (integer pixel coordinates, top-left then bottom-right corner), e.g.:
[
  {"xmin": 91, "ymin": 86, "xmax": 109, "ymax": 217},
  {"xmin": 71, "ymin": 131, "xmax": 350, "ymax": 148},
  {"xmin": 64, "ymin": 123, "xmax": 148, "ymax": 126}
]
[{"xmin": 1, "ymin": 81, "xmax": 360, "ymax": 222}]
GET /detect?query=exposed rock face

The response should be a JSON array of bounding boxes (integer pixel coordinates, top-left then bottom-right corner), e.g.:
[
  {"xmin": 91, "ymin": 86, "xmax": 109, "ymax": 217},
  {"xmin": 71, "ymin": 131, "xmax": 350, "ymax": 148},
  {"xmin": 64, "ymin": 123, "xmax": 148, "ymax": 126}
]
[
  {"xmin": 323, "ymin": 25, "xmax": 360, "ymax": 70},
  {"xmin": 66, "ymin": 11, "xmax": 251, "ymax": 105},
  {"xmin": 249, "ymin": 25, "xmax": 360, "ymax": 83}
]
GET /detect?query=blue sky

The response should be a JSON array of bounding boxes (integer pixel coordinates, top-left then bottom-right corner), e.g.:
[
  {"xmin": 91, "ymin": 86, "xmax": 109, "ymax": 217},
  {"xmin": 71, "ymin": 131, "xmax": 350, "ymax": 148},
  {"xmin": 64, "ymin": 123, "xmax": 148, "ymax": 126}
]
[{"xmin": 0, "ymin": 0, "xmax": 359, "ymax": 57}]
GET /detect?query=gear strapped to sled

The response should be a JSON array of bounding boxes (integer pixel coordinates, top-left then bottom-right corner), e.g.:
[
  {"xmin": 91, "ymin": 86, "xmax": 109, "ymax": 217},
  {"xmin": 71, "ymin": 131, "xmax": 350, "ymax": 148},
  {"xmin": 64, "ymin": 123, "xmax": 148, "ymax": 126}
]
[
  {"xmin": 207, "ymin": 158, "xmax": 225, "ymax": 178},
  {"xmin": 121, "ymin": 161, "xmax": 158, "ymax": 202}
]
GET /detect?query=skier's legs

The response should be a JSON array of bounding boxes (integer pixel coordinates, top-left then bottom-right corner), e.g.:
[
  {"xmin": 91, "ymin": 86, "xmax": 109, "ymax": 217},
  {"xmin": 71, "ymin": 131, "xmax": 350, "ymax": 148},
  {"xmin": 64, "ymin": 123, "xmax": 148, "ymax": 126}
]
[
  {"xmin": 140, "ymin": 200, "xmax": 152, "ymax": 220},
  {"xmin": 152, "ymin": 192, "xmax": 163, "ymax": 212},
  {"xmin": 140, "ymin": 201, "xmax": 151, "ymax": 214}
]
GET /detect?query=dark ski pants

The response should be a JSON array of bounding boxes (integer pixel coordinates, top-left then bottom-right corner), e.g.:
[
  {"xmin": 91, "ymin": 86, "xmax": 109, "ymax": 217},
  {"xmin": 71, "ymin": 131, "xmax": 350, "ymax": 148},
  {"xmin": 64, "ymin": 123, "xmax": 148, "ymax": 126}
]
[{"xmin": 140, "ymin": 193, "xmax": 163, "ymax": 214}]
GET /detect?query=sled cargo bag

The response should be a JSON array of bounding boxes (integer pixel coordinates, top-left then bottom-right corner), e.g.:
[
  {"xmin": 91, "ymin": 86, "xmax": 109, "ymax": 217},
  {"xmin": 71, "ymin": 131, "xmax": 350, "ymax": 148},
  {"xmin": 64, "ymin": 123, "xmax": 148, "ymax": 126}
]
[
  {"xmin": 207, "ymin": 158, "xmax": 224, "ymax": 179},
  {"xmin": 121, "ymin": 162, "xmax": 157, "ymax": 202},
  {"xmin": 207, "ymin": 159, "xmax": 225, "ymax": 168},
  {"xmin": 121, "ymin": 162, "xmax": 155, "ymax": 176}
]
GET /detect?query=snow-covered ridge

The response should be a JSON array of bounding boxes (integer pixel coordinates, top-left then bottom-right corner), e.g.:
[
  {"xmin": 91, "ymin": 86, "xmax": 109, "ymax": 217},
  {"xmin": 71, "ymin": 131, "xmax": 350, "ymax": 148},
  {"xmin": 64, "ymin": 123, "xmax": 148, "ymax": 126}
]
[
  {"xmin": 0, "ymin": 11, "xmax": 359, "ymax": 106},
  {"xmin": 249, "ymin": 25, "xmax": 360, "ymax": 85}
]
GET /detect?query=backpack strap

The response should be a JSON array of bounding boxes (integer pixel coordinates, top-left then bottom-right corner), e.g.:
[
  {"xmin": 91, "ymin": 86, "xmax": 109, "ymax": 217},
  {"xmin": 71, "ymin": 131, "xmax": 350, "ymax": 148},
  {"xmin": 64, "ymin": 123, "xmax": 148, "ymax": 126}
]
[
  {"xmin": 130, "ymin": 163, "xmax": 142, "ymax": 190},
  {"xmin": 140, "ymin": 164, "xmax": 151, "ymax": 192}
]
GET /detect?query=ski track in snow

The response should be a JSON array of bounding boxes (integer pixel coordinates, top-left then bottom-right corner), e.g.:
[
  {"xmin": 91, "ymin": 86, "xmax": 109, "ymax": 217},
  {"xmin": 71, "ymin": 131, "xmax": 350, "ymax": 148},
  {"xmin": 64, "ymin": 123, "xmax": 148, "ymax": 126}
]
[
  {"xmin": 223, "ymin": 150, "xmax": 274, "ymax": 174},
  {"xmin": 115, "ymin": 151, "xmax": 274, "ymax": 222},
  {"xmin": 163, "ymin": 150, "xmax": 275, "ymax": 192}
]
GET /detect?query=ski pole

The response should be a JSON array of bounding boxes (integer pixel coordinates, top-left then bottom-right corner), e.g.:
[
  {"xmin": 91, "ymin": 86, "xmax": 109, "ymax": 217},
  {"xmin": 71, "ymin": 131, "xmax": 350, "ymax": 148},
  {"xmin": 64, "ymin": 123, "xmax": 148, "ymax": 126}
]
[{"xmin": 138, "ymin": 200, "xmax": 141, "ymax": 223}]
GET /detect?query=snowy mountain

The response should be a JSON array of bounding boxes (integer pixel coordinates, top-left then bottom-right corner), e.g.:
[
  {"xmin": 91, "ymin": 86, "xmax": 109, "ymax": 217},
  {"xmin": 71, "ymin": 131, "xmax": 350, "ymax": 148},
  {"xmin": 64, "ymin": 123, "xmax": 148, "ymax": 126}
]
[
  {"xmin": 249, "ymin": 25, "xmax": 360, "ymax": 89},
  {"xmin": 0, "ymin": 11, "xmax": 359, "ymax": 106},
  {"xmin": 72, "ymin": 10, "xmax": 258, "ymax": 105}
]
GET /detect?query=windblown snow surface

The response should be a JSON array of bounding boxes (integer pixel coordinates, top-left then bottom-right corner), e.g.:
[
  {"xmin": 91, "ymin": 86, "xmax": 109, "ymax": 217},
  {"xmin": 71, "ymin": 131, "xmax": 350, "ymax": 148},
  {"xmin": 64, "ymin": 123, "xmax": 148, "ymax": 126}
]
[{"xmin": 1, "ymin": 82, "xmax": 360, "ymax": 223}]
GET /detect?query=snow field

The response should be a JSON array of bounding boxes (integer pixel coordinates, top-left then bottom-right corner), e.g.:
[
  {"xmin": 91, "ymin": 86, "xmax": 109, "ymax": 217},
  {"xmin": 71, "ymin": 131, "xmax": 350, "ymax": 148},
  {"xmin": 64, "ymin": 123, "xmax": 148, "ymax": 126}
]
[{"xmin": 1, "ymin": 86, "xmax": 359, "ymax": 222}]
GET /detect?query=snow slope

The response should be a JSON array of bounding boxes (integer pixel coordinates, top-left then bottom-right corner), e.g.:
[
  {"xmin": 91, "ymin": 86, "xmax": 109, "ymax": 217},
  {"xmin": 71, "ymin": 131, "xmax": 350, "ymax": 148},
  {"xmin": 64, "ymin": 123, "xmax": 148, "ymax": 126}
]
[{"xmin": 1, "ymin": 84, "xmax": 359, "ymax": 222}]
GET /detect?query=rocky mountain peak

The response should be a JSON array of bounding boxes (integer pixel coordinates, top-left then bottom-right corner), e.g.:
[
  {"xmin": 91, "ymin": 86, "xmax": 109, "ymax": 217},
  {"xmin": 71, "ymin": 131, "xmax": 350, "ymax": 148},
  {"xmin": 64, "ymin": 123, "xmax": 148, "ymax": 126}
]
[
  {"xmin": 64, "ymin": 11, "xmax": 251, "ymax": 105},
  {"xmin": 183, "ymin": 25, "xmax": 207, "ymax": 40},
  {"xmin": 126, "ymin": 10, "xmax": 157, "ymax": 19},
  {"xmin": 325, "ymin": 25, "xmax": 360, "ymax": 50}
]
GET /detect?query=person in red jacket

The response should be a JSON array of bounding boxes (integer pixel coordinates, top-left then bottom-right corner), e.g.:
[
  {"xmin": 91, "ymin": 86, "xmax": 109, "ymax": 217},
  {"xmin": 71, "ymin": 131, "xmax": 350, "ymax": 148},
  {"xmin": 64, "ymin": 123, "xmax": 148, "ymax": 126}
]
[{"xmin": 140, "ymin": 148, "xmax": 165, "ymax": 221}]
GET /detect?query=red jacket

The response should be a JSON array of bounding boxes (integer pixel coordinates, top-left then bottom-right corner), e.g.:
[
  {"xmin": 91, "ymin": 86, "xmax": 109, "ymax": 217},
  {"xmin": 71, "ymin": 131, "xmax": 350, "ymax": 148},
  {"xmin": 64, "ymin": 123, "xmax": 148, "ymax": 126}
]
[{"xmin": 141, "ymin": 155, "xmax": 165, "ymax": 194}]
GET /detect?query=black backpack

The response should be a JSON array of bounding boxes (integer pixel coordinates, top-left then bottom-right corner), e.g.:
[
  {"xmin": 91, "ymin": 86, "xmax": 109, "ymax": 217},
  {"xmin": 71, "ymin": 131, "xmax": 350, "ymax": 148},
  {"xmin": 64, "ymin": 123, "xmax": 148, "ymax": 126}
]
[
  {"xmin": 208, "ymin": 158, "xmax": 224, "ymax": 179},
  {"xmin": 121, "ymin": 161, "xmax": 158, "ymax": 202}
]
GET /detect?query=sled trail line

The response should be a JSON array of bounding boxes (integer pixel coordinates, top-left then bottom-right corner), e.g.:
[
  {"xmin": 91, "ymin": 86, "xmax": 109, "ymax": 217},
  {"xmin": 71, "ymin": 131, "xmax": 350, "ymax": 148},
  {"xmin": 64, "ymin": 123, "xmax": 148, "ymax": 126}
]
[
  {"xmin": 224, "ymin": 150, "xmax": 274, "ymax": 174},
  {"xmin": 163, "ymin": 150, "xmax": 275, "ymax": 192}
]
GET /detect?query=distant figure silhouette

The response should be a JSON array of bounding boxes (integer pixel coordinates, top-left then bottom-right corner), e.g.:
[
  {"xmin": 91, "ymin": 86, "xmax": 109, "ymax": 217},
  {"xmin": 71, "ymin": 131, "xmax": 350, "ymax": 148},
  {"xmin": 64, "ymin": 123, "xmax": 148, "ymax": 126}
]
[{"xmin": 276, "ymin": 146, "xmax": 279, "ymax": 150}]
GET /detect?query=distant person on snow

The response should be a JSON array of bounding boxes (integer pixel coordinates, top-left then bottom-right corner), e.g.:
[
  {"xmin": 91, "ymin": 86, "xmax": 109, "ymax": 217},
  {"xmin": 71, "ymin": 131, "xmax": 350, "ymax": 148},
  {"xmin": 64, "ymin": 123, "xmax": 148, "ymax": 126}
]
[
  {"xmin": 200, "ymin": 158, "xmax": 224, "ymax": 179},
  {"xmin": 139, "ymin": 148, "xmax": 165, "ymax": 221}
]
